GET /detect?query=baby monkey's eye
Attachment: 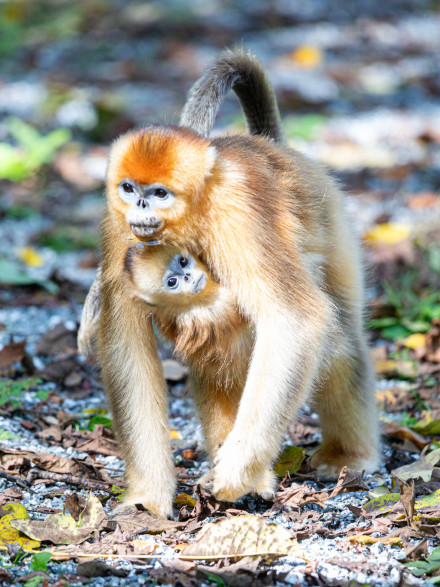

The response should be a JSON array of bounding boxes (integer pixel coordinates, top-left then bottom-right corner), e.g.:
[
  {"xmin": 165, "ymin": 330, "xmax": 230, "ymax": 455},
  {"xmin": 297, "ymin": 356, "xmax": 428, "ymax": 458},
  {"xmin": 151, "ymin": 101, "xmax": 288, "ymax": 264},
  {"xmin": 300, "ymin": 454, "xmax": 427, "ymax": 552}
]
[
  {"xmin": 179, "ymin": 257, "xmax": 188, "ymax": 268},
  {"xmin": 122, "ymin": 182, "xmax": 134, "ymax": 193},
  {"xmin": 154, "ymin": 188, "xmax": 168, "ymax": 198},
  {"xmin": 167, "ymin": 277, "xmax": 178, "ymax": 289}
]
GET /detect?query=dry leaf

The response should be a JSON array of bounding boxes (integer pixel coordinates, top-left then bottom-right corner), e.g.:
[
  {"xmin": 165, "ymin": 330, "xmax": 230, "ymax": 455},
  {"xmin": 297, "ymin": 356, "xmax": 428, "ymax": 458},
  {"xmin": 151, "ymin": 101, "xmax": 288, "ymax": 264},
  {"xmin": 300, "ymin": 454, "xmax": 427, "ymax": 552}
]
[
  {"xmin": 0, "ymin": 341, "xmax": 26, "ymax": 370},
  {"xmin": 181, "ymin": 515, "xmax": 301, "ymax": 560},
  {"xmin": 36, "ymin": 324, "xmax": 77, "ymax": 355},
  {"xmin": 393, "ymin": 448, "xmax": 440, "ymax": 482},
  {"xmin": 382, "ymin": 421, "xmax": 429, "ymax": 450},
  {"xmin": 328, "ymin": 467, "xmax": 368, "ymax": 498},
  {"xmin": 274, "ymin": 482, "xmax": 329, "ymax": 510},
  {"xmin": 106, "ymin": 509, "xmax": 185, "ymax": 534},
  {"xmin": 10, "ymin": 492, "xmax": 107, "ymax": 545}
]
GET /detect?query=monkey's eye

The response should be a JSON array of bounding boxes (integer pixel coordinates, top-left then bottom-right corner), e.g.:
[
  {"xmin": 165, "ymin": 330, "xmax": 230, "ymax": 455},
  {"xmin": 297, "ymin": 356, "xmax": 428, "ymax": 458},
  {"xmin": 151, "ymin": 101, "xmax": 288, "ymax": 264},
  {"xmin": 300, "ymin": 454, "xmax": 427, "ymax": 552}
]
[
  {"xmin": 154, "ymin": 188, "xmax": 168, "ymax": 198},
  {"xmin": 167, "ymin": 277, "xmax": 178, "ymax": 289},
  {"xmin": 179, "ymin": 257, "xmax": 188, "ymax": 268},
  {"xmin": 122, "ymin": 182, "xmax": 134, "ymax": 193}
]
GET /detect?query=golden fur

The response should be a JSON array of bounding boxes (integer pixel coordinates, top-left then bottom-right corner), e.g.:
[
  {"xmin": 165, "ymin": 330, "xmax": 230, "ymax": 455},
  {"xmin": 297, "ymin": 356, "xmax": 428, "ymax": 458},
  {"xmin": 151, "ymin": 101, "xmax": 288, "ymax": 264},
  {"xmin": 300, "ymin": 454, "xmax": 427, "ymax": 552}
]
[{"xmin": 86, "ymin": 51, "xmax": 379, "ymax": 518}]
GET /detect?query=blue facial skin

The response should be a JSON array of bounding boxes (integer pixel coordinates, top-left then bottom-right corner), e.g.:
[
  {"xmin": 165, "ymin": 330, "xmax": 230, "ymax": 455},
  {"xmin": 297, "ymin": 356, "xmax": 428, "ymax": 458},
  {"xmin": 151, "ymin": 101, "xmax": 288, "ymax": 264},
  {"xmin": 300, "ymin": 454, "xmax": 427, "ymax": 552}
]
[{"xmin": 163, "ymin": 255, "xmax": 207, "ymax": 295}]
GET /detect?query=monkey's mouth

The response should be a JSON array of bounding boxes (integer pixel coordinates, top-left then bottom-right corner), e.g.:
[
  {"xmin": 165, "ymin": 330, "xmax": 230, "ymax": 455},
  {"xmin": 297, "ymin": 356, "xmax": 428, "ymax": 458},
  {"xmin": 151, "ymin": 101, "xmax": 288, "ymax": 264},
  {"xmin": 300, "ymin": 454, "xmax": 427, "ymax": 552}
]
[{"xmin": 130, "ymin": 223, "xmax": 162, "ymax": 240}]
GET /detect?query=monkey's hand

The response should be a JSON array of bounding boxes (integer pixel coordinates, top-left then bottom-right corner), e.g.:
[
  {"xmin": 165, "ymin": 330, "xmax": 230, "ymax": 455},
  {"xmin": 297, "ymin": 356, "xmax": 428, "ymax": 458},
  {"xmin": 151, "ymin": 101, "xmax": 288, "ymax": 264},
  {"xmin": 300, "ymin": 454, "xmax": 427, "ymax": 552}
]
[
  {"xmin": 208, "ymin": 434, "xmax": 269, "ymax": 502},
  {"xmin": 200, "ymin": 467, "xmax": 276, "ymax": 502}
]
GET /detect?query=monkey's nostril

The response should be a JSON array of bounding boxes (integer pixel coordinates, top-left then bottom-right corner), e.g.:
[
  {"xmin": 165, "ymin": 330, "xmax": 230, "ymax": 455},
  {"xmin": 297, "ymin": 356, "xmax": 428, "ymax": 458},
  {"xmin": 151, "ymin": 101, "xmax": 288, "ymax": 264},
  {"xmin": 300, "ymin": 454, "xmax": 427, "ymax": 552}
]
[
  {"xmin": 184, "ymin": 274, "xmax": 190, "ymax": 282},
  {"xmin": 142, "ymin": 201, "xmax": 147, "ymax": 209}
]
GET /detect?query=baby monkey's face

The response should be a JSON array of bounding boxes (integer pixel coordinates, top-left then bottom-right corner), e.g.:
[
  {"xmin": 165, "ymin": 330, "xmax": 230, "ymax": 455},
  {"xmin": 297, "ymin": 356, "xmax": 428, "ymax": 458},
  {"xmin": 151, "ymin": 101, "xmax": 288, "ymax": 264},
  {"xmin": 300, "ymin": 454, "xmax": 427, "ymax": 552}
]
[
  {"xmin": 163, "ymin": 254, "xmax": 207, "ymax": 295},
  {"xmin": 127, "ymin": 247, "xmax": 215, "ymax": 309}
]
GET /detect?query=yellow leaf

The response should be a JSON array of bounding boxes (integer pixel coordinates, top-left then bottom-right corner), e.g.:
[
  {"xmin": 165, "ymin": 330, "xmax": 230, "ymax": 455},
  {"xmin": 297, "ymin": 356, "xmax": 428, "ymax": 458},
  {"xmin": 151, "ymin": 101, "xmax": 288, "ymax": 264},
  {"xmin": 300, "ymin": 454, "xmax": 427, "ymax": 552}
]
[
  {"xmin": 348, "ymin": 534, "xmax": 402, "ymax": 546},
  {"xmin": 364, "ymin": 223, "xmax": 411, "ymax": 245},
  {"xmin": 375, "ymin": 360, "xmax": 397, "ymax": 374},
  {"xmin": 174, "ymin": 493, "xmax": 196, "ymax": 508},
  {"xmin": 0, "ymin": 503, "xmax": 40, "ymax": 551},
  {"xmin": 291, "ymin": 46, "xmax": 323, "ymax": 68},
  {"xmin": 18, "ymin": 246, "xmax": 43, "ymax": 267},
  {"xmin": 403, "ymin": 333, "xmax": 426, "ymax": 350},
  {"xmin": 375, "ymin": 389, "xmax": 397, "ymax": 406},
  {"xmin": 412, "ymin": 413, "xmax": 440, "ymax": 436},
  {"xmin": 169, "ymin": 430, "xmax": 181, "ymax": 439}
]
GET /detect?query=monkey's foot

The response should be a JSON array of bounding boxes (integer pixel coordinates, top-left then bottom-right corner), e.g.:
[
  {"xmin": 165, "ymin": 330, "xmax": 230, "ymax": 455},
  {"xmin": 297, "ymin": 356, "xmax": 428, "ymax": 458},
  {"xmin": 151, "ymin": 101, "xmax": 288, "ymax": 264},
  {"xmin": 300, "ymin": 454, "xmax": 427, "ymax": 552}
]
[
  {"xmin": 310, "ymin": 445, "xmax": 379, "ymax": 477},
  {"xmin": 115, "ymin": 490, "xmax": 173, "ymax": 519}
]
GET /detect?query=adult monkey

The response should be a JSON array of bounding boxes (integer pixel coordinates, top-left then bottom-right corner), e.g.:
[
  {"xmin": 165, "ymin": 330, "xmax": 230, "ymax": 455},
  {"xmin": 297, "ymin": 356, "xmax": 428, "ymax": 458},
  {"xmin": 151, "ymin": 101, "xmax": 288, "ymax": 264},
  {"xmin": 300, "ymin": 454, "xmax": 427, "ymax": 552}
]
[{"xmin": 90, "ymin": 50, "xmax": 378, "ymax": 518}]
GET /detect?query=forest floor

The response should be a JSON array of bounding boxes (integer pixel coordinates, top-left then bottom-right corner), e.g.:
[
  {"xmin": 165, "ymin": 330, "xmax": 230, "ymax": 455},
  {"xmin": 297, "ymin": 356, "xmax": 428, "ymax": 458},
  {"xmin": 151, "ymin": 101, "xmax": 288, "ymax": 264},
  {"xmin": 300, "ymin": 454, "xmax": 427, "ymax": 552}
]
[{"xmin": 1, "ymin": 0, "xmax": 440, "ymax": 585}]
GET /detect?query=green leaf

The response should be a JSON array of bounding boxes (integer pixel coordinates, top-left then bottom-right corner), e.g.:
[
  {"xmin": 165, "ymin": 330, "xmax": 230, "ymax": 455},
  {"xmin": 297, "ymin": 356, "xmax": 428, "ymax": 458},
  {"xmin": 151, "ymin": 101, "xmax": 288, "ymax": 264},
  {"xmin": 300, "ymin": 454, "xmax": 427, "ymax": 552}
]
[
  {"xmin": 412, "ymin": 413, "xmax": 440, "ymax": 436},
  {"xmin": 381, "ymin": 325, "xmax": 411, "ymax": 340},
  {"xmin": 0, "ymin": 260, "xmax": 58, "ymax": 293},
  {"xmin": 363, "ymin": 493, "xmax": 400, "ymax": 515},
  {"xmin": 24, "ymin": 576, "xmax": 47, "ymax": 587},
  {"xmin": 274, "ymin": 445, "xmax": 305, "ymax": 477},
  {"xmin": 30, "ymin": 551, "xmax": 51, "ymax": 571},
  {"xmin": 0, "ymin": 430, "xmax": 19, "ymax": 440},
  {"xmin": 87, "ymin": 416, "xmax": 112, "ymax": 430}
]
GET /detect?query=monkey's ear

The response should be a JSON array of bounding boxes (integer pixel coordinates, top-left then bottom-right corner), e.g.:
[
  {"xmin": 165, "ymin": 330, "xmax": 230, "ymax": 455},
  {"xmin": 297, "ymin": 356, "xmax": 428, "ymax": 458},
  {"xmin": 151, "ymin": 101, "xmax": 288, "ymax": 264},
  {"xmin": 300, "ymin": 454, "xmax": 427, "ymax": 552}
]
[{"xmin": 205, "ymin": 146, "xmax": 217, "ymax": 175}]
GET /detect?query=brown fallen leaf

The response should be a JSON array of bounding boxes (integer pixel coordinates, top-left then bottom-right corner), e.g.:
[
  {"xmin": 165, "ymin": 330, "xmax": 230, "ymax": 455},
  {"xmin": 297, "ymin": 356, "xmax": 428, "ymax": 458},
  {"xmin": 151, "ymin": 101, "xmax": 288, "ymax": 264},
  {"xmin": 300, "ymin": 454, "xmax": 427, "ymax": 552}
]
[
  {"xmin": 76, "ymin": 561, "xmax": 128, "ymax": 578},
  {"xmin": 36, "ymin": 323, "xmax": 77, "ymax": 355},
  {"xmin": 0, "ymin": 341, "xmax": 26, "ymax": 371},
  {"xmin": 0, "ymin": 486, "xmax": 22, "ymax": 508},
  {"xmin": 395, "ymin": 476, "xmax": 415, "ymax": 528},
  {"xmin": 382, "ymin": 421, "xmax": 429, "ymax": 450},
  {"xmin": 274, "ymin": 482, "xmax": 329, "ymax": 510},
  {"xmin": 0, "ymin": 446, "xmax": 110, "ymax": 483},
  {"xmin": 328, "ymin": 467, "xmax": 368, "ymax": 498},
  {"xmin": 64, "ymin": 494, "xmax": 87, "ymax": 522},
  {"xmin": 106, "ymin": 509, "xmax": 186, "ymax": 534},
  {"xmin": 38, "ymin": 358, "xmax": 79, "ymax": 383},
  {"xmin": 10, "ymin": 492, "xmax": 107, "ymax": 545},
  {"xmin": 424, "ymin": 319, "xmax": 440, "ymax": 363},
  {"xmin": 181, "ymin": 515, "xmax": 301, "ymax": 561}
]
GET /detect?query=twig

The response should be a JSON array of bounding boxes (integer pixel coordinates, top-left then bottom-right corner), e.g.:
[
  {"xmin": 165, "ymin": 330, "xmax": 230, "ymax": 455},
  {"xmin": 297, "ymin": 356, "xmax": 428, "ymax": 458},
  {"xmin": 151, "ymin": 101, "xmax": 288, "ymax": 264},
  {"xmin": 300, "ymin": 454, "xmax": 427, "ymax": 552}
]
[
  {"xmin": 0, "ymin": 469, "xmax": 29, "ymax": 489},
  {"xmin": 25, "ymin": 469, "xmax": 114, "ymax": 492}
]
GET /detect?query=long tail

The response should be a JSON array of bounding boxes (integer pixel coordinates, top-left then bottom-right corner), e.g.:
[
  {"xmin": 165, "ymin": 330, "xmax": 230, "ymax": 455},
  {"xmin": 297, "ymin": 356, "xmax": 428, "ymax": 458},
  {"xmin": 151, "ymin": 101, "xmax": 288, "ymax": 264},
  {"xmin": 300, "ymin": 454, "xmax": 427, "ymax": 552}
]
[{"xmin": 179, "ymin": 49, "xmax": 286, "ymax": 144}]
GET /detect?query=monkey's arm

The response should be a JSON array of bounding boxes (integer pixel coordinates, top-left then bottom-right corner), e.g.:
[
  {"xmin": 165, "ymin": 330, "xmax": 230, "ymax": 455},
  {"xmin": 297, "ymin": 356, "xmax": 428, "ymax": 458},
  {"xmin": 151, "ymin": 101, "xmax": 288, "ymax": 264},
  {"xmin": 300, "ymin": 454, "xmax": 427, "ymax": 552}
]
[
  {"xmin": 98, "ymin": 288, "xmax": 175, "ymax": 518},
  {"xmin": 211, "ymin": 265, "xmax": 335, "ymax": 502},
  {"xmin": 77, "ymin": 267, "xmax": 102, "ymax": 356},
  {"xmin": 180, "ymin": 49, "xmax": 286, "ymax": 144}
]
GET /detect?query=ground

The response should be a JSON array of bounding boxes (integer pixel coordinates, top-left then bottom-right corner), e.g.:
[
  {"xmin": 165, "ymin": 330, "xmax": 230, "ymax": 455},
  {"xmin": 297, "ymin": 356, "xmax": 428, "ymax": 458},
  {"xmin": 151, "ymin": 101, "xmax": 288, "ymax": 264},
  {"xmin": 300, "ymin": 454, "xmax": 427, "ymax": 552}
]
[{"xmin": 0, "ymin": 1, "xmax": 440, "ymax": 585}]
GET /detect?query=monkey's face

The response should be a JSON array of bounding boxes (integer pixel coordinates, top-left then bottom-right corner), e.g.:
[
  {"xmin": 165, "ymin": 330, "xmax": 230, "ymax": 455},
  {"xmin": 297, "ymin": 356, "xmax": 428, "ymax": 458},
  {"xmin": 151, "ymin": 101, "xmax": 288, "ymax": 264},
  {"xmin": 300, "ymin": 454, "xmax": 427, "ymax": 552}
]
[
  {"xmin": 107, "ymin": 126, "xmax": 217, "ymax": 243},
  {"xmin": 126, "ymin": 248, "xmax": 216, "ymax": 309},
  {"xmin": 163, "ymin": 254, "xmax": 207, "ymax": 296},
  {"xmin": 118, "ymin": 180, "xmax": 174, "ymax": 241}
]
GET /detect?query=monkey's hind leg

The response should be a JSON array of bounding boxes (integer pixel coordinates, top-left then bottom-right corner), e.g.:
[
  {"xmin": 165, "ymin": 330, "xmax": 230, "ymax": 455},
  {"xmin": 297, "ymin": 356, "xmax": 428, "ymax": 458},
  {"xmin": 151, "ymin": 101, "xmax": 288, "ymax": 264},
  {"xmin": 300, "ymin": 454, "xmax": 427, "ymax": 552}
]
[
  {"xmin": 311, "ymin": 332, "xmax": 379, "ymax": 475},
  {"xmin": 192, "ymin": 374, "xmax": 277, "ymax": 500}
]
